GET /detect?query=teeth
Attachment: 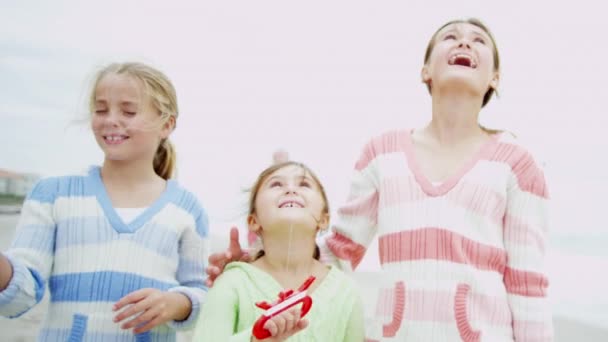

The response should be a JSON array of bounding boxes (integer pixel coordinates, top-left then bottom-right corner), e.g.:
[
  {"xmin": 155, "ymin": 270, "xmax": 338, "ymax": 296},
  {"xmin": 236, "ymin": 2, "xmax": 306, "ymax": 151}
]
[
  {"xmin": 281, "ymin": 202, "xmax": 302, "ymax": 208},
  {"xmin": 449, "ymin": 54, "xmax": 477, "ymax": 68},
  {"xmin": 105, "ymin": 135, "xmax": 126, "ymax": 142}
]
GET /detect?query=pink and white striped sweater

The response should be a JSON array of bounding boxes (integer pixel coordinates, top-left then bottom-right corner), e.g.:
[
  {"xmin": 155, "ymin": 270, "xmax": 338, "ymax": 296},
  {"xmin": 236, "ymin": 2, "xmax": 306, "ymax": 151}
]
[{"xmin": 319, "ymin": 129, "xmax": 552, "ymax": 341}]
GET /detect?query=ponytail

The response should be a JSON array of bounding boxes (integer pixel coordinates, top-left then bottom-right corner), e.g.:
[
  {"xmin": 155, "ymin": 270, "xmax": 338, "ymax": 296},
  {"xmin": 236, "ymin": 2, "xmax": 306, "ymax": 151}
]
[{"xmin": 154, "ymin": 139, "xmax": 176, "ymax": 180}]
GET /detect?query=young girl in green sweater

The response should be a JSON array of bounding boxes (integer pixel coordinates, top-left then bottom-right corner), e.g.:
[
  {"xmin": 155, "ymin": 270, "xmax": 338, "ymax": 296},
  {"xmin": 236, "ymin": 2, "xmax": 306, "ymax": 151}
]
[{"xmin": 193, "ymin": 161, "xmax": 364, "ymax": 341}]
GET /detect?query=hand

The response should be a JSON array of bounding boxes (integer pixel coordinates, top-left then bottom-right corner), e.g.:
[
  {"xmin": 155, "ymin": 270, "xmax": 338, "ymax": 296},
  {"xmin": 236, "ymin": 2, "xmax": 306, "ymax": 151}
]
[
  {"xmin": 0, "ymin": 253, "xmax": 13, "ymax": 291},
  {"xmin": 113, "ymin": 288, "xmax": 191, "ymax": 334},
  {"xmin": 205, "ymin": 227, "xmax": 251, "ymax": 287},
  {"xmin": 252, "ymin": 307, "xmax": 308, "ymax": 342},
  {"xmin": 272, "ymin": 149, "xmax": 289, "ymax": 164}
]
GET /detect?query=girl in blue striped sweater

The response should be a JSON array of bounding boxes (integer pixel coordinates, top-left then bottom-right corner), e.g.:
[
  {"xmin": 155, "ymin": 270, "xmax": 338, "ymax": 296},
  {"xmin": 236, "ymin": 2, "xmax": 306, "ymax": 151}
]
[{"xmin": 0, "ymin": 62, "xmax": 209, "ymax": 341}]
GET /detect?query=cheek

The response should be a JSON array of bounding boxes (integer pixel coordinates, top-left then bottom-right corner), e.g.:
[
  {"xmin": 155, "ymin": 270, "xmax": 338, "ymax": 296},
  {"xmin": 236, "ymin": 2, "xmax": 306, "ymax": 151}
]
[{"xmin": 90, "ymin": 117, "xmax": 102, "ymax": 132}]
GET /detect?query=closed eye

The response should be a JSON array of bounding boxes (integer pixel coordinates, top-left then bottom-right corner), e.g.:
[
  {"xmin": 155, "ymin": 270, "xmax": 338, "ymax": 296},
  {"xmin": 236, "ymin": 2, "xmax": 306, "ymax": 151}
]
[
  {"xmin": 474, "ymin": 37, "xmax": 486, "ymax": 44},
  {"xmin": 443, "ymin": 34, "xmax": 456, "ymax": 40},
  {"xmin": 270, "ymin": 181, "xmax": 282, "ymax": 188},
  {"xmin": 300, "ymin": 180, "xmax": 312, "ymax": 188}
]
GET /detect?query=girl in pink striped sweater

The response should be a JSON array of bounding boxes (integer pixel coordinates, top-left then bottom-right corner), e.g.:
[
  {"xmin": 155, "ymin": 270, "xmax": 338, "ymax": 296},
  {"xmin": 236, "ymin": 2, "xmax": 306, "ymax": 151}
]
[{"xmin": 207, "ymin": 18, "xmax": 552, "ymax": 341}]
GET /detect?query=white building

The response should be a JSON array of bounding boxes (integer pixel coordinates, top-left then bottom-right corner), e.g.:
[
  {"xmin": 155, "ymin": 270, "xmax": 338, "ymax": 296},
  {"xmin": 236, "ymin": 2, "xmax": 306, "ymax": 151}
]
[{"xmin": 0, "ymin": 169, "xmax": 39, "ymax": 197}]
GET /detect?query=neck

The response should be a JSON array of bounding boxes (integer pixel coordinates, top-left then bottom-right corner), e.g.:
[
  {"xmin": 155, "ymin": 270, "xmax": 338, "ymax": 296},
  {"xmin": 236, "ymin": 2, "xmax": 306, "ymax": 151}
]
[
  {"xmin": 101, "ymin": 158, "xmax": 161, "ymax": 189},
  {"xmin": 428, "ymin": 90, "xmax": 485, "ymax": 145},
  {"xmin": 258, "ymin": 229, "xmax": 317, "ymax": 276}
]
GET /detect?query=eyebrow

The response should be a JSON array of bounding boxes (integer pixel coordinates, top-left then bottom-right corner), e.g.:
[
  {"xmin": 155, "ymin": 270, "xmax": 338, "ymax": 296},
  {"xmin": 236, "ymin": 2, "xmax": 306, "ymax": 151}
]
[{"xmin": 94, "ymin": 100, "xmax": 138, "ymax": 107}]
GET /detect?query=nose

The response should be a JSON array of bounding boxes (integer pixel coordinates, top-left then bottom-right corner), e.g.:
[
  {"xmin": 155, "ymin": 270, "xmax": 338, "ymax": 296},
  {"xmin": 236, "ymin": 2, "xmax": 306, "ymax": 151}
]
[
  {"xmin": 458, "ymin": 39, "xmax": 471, "ymax": 50},
  {"xmin": 284, "ymin": 182, "xmax": 298, "ymax": 194},
  {"xmin": 102, "ymin": 110, "xmax": 121, "ymax": 127}
]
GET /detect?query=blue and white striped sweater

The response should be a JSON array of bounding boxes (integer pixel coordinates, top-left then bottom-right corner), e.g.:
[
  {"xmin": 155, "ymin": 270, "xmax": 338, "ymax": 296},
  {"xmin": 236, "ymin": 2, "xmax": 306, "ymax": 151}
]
[{"xmin": 0, "ymin": 166, "xmax": 209, "ymax": 341}]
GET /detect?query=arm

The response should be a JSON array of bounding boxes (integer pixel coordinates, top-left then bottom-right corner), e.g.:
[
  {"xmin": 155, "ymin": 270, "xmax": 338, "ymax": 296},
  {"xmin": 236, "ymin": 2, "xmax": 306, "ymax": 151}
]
[
  {"xmin": 193, "ymin": 272, "xmax": 307, "ymax": 342},
  {"xmin": 0, "ymin": 179, "xmax": 57, "ymax": 317},
  {"xmin": 503, "ymin": 152, "xmax": 553, "ymax": 341},
  {"xmin": 193, "ymin": 271, "xmax": 255, "ymax": 342},
  {"xmin": 167, "ymin": 206, "xmax": 210, "ymax": 330},
  {"xmin": 113, "ymin": 204, "xmax": 211, "ymax": 332},
  {"xmin": 319, "ymin": 140, "xmax": 379, "ymax": 271}
]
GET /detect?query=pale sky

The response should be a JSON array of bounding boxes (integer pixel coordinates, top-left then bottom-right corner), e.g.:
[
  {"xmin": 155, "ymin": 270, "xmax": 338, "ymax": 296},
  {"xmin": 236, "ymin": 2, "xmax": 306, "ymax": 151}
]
[
  {"xmin": 2, "ymin": 0, "xmax": 607, "ymax": 244},
  {"xmin": 2, "ymin": 0, "xmax": 608, "ymax": 328}
]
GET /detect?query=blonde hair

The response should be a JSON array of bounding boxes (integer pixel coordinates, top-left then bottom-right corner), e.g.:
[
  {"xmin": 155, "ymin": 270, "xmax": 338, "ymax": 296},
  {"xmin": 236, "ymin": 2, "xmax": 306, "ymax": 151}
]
[
  {"xmin": 89, "ymin": 62, "xmax": 179, "ymax": 180},
  {"xmin": 248, "ymin": 161, "xmax": 330, "ymax": 260},
  {"xmin": 423, "ymin": 18, "xmax": 500, "ymax": 107}
]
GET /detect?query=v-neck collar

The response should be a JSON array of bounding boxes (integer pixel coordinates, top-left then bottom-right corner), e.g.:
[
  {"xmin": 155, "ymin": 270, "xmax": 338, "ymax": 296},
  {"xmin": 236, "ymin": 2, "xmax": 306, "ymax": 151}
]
[
  {"xmin": 89, "ymin": 166, "xmax": 177, "ymax": 234},
  {"xmin": 403, "ymin": 129, "xmax": 501, "ymax": 197}
]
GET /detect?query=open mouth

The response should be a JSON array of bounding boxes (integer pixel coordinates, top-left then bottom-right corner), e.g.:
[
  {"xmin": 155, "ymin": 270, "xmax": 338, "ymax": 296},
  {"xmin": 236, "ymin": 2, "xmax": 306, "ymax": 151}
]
[
  {"xmin": 448, "ymin": 53, "xmax": 478, "ymax": 69},
  {"xmin": 279, "ymin": 201, "xmax": 304, "ymax": 208},
  {"xmin": 103, "ymin": 134, "xmax": 130, "ymax": 144}
]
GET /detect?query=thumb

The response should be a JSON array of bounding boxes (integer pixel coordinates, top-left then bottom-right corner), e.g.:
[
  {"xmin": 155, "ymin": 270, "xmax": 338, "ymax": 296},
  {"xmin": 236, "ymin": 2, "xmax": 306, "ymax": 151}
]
[{"xmin": 294, "ymin": 319, "xmax": 309, "ymax": 333}]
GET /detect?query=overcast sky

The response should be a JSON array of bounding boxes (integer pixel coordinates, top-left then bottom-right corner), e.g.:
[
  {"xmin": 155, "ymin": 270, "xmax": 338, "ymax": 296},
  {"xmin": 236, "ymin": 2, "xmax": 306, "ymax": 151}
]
[{"xmin": 2, "ymin": 0, "xmax": 607, "ymax": 246}]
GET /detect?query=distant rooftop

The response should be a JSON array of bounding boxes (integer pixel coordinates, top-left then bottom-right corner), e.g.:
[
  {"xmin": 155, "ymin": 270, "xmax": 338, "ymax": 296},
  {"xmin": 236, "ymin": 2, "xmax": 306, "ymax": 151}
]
[{"xmin": 0, "ymin": 169, "xmax": 24, "ymax": 180}]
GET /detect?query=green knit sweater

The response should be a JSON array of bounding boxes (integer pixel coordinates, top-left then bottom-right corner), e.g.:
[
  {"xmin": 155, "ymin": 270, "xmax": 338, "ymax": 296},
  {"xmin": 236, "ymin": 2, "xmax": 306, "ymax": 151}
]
[{"xmin": 193, "ymin": 262, "xmax": 364, "ymax": 341}]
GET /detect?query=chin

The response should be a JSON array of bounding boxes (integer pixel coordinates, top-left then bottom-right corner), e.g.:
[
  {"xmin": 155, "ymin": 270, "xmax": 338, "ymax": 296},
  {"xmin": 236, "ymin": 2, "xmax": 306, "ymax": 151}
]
[{"xmin": 436, "ymin": 74, "xmax": 485, "ymax": 93}]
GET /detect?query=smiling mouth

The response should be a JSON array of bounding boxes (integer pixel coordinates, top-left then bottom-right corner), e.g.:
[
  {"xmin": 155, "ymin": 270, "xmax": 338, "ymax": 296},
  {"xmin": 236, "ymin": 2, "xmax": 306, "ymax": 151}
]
[
  {"xmin": 279, "ymin": 201, "xmax": 304, "ymax": 208},
  {"xmin": 103, "ymin": 135, "xmax": 130, "ymax": 143},
  {"xmin": 448, "ymin": 54, "xmax": 478, "ymax": 68}
]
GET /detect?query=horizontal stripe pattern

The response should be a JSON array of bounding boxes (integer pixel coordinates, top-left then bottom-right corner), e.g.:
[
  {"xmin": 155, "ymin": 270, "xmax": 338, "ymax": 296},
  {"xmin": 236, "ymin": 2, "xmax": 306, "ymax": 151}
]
[
  {"xmin": 0, "ymin": 167, "xmax": 209, "ymax": 340},
  {"xmin": 324, "ymin": 129, "xmax": 552, "ymax": 340}
]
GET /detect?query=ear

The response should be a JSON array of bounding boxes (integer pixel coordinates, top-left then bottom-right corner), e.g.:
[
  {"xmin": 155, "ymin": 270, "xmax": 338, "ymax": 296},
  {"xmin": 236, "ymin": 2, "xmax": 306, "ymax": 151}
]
[
  {"xmin": 317, "ymin": 213, "xmax": 330, "ymax": 231},
  {"xmin": 489, "ymin": 71, "xmax": 500, "ymax": 90},
  {"xmin": 247, "ymin": 214, "xmax": 262, "ymax": 234},
  {"xmin": 160, "ymin": 115, "xmax": 176, "ymax": 139},
  {"xmin": 421, "ymin": 65, "xmax": 431, "ymax": 84}
]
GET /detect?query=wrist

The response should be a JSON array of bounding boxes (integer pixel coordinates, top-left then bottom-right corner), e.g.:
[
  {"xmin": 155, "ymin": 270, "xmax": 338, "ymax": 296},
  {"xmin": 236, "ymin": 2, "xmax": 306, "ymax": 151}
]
[{"xmin": 167, "ymin": 291, "xmax": 192, "ymax": 321}]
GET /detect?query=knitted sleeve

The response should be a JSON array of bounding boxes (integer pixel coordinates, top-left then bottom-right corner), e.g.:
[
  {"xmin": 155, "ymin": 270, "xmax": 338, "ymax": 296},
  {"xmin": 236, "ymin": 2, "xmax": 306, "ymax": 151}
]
[
  {"xmin": 192, "ymin": 270, "xmax": 252, "ymax": 342},
  {"xmin": 320, "ymin": 138, "xmax": 379, "ymax": 271},
  {"xmin": 0, "ymin": 178, "xmax": 57, "ymax": 317},
  {"xmin": 168, "ymin": 198, "xmax": 210, "ymax": 330},
  {"xmin": 502, "ymin": 147, "xmax": 553, "ymax": 341}
]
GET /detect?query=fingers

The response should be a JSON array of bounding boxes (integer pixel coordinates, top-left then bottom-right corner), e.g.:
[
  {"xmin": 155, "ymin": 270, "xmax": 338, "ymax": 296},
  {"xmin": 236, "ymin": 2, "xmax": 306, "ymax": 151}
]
[
  {"xmin": 113, "ymin": 289, "xmax": 149, "ymax": 313},
  {"xmin": 228, "ymin": 227, "xmax": 243, "ymax": 258},
  {"xmin": 114, "ymin": 297, "xmax": 150, "ymax": 324},
  {"xmin": 204, "ymin": 266, "xmax": 219, "ymax": 287},
  {"xmin": 120, "ymin": 303, "xmax": 156, "ymax": 330},
  {"xmin": 208, "ymin": 253, "xmax": 229, "ymax": 268},
  {"xmin": 264, "ymin": 308, "xmax": 303, "ymax": 338},
  {"xmin": 124, "ymin": 305, "xmax": 164, "ymax": 332},
  {"xmin": 133, "ymin": 316, "xmax": 164, "ymax": 334},
  {"xmin": 272, "ymin": 149, "xmax": 289, "ymax": 164}
]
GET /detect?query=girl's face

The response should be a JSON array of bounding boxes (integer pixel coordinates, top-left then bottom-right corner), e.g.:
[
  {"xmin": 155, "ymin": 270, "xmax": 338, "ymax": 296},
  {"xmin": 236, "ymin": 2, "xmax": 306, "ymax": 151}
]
[
  {"xmin": 249, "ymin": 165, "xmax": 329, "ymax": 235},
  {"xmin": 422, "ymin": 23, "xmax": 499, "ymax": 99},
  {"xmin": 91, "ymin": 73, "xmax": 172, "ymax": 163}
]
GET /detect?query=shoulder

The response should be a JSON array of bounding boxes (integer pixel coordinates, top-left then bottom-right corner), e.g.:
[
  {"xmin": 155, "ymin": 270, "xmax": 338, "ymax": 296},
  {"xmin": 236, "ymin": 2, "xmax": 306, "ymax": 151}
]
[
  {"xmin": 212, "ymin": 262, "xmax": 255, "ymax": 289},
  {"xmin": 322, "ymin": 266, "xmax": 361, "ymax": 296},
  {"xmin": 167, "ymin": 181, "xmax": 208, "ymax": 218},
  {"xmin": 355, "ymin": 128, "xmax": 410, "ymax": 170},
  {"xmin": 27, "ymin": 169, "xmax": 92, "ymax": 203},
  {"xmin": 363, "ymin": 128, "xmax": 410, "ymax": 151},
  {"xmin": 493, "ymin": 131, "xmax": 547, "ymax": 170},
  {"xmin": 494, "ymin": 132, "xmax": 550, "ymax": 195}
]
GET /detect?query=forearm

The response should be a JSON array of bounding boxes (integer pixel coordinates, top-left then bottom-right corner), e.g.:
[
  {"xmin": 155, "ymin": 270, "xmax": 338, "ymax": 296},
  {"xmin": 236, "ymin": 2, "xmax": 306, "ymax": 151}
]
[{"xmin": 0, "ymin": 253, "xmax": 13, "ymax": 291}]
